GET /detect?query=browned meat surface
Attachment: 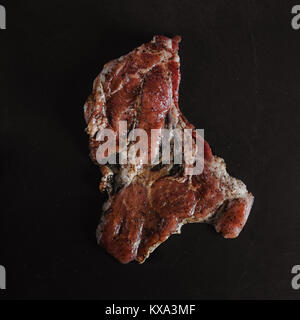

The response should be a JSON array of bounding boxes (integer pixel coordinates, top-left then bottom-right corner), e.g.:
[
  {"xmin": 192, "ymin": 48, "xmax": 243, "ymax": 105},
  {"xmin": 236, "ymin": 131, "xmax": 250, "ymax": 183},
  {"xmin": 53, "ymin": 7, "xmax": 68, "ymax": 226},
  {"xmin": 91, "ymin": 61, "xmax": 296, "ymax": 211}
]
[{"xmin": 84, "ymin": 35, "xmax": 254, "ymax": 264}]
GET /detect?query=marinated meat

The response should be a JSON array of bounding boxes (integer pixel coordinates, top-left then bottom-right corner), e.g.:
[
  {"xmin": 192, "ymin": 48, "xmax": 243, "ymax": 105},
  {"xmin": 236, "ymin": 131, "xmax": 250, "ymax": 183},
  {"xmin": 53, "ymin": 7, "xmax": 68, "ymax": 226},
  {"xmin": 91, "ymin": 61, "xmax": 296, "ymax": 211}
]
[{"xmin": 84, "ymin": 35, "xmax": 254, "ymax": 264}]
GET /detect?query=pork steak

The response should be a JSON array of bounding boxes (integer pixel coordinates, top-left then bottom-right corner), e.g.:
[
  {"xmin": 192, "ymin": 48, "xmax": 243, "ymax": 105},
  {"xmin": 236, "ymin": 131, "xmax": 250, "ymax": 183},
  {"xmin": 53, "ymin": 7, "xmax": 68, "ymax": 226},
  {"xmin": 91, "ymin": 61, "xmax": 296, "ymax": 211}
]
[{"xmin": 84, "ymin": 35, "xmax": 254, "ymax": 264}]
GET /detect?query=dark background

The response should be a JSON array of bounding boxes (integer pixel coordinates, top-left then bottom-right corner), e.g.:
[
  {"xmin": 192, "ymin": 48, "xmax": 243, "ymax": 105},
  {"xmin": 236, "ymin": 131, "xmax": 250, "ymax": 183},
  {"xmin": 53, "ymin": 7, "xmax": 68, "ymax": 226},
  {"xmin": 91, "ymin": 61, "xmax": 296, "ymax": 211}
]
[{"xmin": 0, "ymin": 0, "xmax": 299, "ymax": 300}]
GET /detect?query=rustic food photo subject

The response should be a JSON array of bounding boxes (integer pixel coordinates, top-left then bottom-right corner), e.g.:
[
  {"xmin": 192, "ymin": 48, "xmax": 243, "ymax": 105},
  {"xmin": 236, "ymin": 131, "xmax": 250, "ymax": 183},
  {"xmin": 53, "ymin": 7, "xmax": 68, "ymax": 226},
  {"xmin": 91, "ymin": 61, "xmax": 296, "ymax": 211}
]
[{"xmin": 84, "ymin": 35, "xmax": 254, "ymax": 264}]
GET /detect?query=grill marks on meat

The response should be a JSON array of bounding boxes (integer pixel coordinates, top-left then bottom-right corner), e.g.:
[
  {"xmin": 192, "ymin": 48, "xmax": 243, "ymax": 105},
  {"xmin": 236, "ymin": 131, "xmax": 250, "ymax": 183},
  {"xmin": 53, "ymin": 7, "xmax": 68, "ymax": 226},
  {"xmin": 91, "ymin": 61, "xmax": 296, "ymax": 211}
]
[{"xmin": 84, "ymin": 35, "xmax": 254, "ymax": 264}]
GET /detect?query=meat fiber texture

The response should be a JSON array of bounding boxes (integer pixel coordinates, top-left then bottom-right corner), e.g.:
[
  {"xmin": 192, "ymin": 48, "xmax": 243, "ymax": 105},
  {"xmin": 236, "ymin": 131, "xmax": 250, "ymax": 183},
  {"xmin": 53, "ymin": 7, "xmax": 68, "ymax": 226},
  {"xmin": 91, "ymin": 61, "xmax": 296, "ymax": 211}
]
[{"xmin": 84, "ymin": 35, "xmax": 254, "ymax": 264}]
